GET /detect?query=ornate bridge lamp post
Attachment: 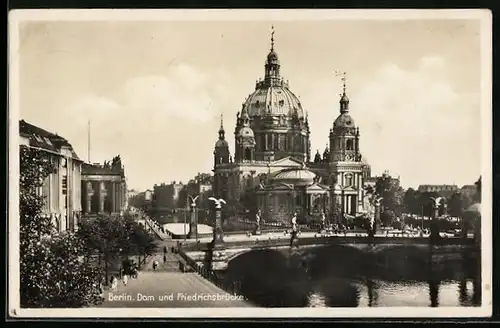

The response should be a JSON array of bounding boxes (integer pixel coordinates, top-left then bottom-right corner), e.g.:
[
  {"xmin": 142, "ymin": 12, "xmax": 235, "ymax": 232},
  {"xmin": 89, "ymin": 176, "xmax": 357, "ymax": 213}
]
[
  {"xmin": 371, "ymin": 197, "xmax": 383, "ymax": 238},
  {"xmin": 209, "ymin": 197, "xmax": 226, "ymax": 246},
  {"xmin": 430, "ymin": 197, "xmax": 445, "ymax": 244},
  {"xmin": 187, "ymin": 195, "xmax": 199, "ymax": 240},
  {"xmin": 254, "ymin": 209, "xmax": 262, "ymax": 235}
]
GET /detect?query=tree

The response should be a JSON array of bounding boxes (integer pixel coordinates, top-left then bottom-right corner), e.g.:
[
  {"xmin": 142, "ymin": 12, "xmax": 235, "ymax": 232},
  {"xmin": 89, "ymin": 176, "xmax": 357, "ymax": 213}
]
[
  {"xmin": 403, "ymin": 188, "xmax": 420, "ymax": 214},
  {"xmin": 373, "ymin": 173, "xmax": 404, "ymax": 226},
  {"xmin": 78, "ymin": 214, "xmax": 158, "ymax": 282},
  {"xmin": 447, "ymin": 192, "xmax": 473, "ymax": 218},
  {"xmin": 20, "ymin": 147, "xmax": 103, "ymax": 308},
  {"xmin": 78, "ymin": 216, "xmax": 131, "ymax": 284}
]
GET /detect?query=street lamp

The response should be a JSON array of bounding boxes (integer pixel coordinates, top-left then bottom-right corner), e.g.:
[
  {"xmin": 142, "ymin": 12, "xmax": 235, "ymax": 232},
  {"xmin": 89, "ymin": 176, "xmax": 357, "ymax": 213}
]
[
  {"xmin": 208, "ymin": 197, "xmax": 226, "ymax": 245},
  {"xmin": 429, "ymin": 196, "xmax": 445, "ymax": 243},
  {"xmin": 187, "ymin": 195, "xmax": 200, "ymax": 241}
]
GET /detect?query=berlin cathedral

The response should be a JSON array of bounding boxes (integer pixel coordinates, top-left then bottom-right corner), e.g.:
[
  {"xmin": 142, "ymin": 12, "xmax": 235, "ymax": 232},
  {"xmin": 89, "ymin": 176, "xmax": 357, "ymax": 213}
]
[{"xmin": 213, "ymin": 31, "xmax": 372, "ymax": 224}]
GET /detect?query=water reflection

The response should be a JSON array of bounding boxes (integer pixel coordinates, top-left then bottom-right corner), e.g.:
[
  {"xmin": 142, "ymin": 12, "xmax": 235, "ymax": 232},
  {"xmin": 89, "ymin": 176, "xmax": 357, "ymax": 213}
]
[{"xmin": 222, "ymin": 250, "xmax": 481, "ymax": 308}]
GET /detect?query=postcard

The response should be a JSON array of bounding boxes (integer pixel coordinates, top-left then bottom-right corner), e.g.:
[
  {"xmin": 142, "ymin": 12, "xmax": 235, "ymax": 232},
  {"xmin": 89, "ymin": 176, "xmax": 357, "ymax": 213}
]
[{"xmin": 8, "ymin": 9, "xmax": 492, "ymax": 318}]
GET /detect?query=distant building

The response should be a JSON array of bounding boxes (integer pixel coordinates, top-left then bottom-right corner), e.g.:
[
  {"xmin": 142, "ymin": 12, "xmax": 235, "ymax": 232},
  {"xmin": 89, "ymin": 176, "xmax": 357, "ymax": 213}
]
[
  {"xmin": 127, "ymin": 189, "xmax": 140, "ymax": 199},
  {"xmin": 19, "ymin": 120, "xmax": 83, "ymax": 233},
  {"xmin": 152, "ymin": 182, "xmax": 184, "ymax": 210},
  {"xmin": 81, "ymin": 155, "xmax": 127, "ymax": 216},
  {"xmin": 144, "ymin": 189, "xmax": 153, "ymax": 201},
  {"xmin": 364, "ymin": 173, "xmax": 400, "ymax": 191},
  {"xmin": 417, "ymin": 184, "xmax": 459, "ymax": 197}
]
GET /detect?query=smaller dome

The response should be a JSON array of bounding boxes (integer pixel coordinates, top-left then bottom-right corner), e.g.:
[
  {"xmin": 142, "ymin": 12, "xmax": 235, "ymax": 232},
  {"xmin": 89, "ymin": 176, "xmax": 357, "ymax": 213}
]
[
  {"xmin": 333, "ymin": 113, "xmax": 356, "ymax": 129},
  {"xmin": 340, "ymin": 94, "xmax": 349, "ymax": 103},
  {"xmin": 267, "ymin": 50, "xmax": 279, "ymax": 62},
  {"xmin": 215, "ymin": 139, "xmax": 228, "ymax": 148},
  {"xmin": 238, "ymin": 126, "xmax": 254, "ymax": 138},
  {"xmin": 273, "ymin": 168, "xmax": 316, "ymax": 186}
]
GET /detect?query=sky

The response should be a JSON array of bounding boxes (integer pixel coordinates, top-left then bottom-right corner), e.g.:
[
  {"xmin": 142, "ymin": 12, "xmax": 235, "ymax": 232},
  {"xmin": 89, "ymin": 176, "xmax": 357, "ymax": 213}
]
[{"xmin": 16, "ymin": 16, "xmax": 483, "ymax": 191}]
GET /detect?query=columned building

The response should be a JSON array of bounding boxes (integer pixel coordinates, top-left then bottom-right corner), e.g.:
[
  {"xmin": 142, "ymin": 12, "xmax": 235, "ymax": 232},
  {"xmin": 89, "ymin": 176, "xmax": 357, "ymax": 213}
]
[
  {"xmin": 81, "ymin": 155, "xmax": 127, "ymax": 216},
  {"xmin": 19, "ymin": 120, "xmax": 83, "ymax": 233},
  {"xmin": 212, "ymin": 30, "xmax": 373, "ymax": 224}
]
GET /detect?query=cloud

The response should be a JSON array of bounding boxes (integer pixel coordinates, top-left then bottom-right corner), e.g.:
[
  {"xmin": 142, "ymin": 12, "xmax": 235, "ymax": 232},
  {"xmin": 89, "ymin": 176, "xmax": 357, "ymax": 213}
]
[
  {"xmin": 53, "ymin": 63, "xmax": 234, "ymax": 189},
  {"xmin": 300, "ymin": 56, "xmax": 480, "ymax": 188}
]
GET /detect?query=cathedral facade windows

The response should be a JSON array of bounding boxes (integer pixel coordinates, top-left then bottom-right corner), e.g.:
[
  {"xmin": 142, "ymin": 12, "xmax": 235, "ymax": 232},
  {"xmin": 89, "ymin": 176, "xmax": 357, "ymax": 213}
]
[
  {"xmin": 244, "ymin": 148, "xmax": 252, "ymax": 161},
  {"xmin": 346, "ymin": 139, "xmax": 354, "ymax": 151},
  {"xmin": 345, "ymin": 173, "xmax": 353, "ymax": 187}
]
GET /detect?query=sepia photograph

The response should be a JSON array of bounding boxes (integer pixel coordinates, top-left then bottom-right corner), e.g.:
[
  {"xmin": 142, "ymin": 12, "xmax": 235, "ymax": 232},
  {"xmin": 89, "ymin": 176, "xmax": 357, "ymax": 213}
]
[{"xmin": 8, "ymin": 9, "xmax": 492, "ymax": 318}]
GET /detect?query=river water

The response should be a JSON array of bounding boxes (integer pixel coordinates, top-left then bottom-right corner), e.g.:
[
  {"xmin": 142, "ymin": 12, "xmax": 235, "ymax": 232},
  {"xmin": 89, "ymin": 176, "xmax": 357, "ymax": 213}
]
[
  {"xmin": 218, "ymin": 249, "xmax": 481, "ymax": 308},
  {"xmin": 154, "ymin": 213, "xmax": 481, "ymax": 307}
]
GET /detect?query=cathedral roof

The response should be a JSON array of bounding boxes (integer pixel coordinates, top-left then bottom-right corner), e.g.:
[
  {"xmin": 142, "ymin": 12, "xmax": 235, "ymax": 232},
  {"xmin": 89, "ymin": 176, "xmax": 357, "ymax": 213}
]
[
  {"xmin": 237, "ymin": 126, "xmax": 254, "ymax": 138},
  {"xmin": 215, "ymin": 139, "xmax": 229, "ymax": 148},
  {"xmin": 243, "ymin": 84, "xmax": 304, "ymax": 118},
  {"xmin": 242, "ymin": 27, "xmax": 305, "ymax": 119},
  {"xmin": 333, "ymin": 113, "xmax": 356, "ymax": 129},
  {"xmin": 273, "ymin": 168, "xmax": 316, "ymax": 186}
]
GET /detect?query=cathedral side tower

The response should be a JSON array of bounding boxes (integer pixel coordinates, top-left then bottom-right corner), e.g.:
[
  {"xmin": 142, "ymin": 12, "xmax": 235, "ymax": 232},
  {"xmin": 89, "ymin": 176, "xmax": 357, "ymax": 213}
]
[
  {"xmin": 328, "ymin": 73, "xmax": 366, "ymax": 217},
  {"xmin": 213, "ymin": 114, "xmax": 231, "ymax": 199},
  {"xmin": 234, "ymin": 107, "xmax": 256, "ymax": 162}
]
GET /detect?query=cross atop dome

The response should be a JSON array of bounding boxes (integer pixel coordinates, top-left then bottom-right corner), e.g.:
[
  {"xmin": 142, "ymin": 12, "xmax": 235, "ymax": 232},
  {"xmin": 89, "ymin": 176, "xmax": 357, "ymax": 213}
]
[
  {"xmin": 270, "ymin": 25, "xmax": 275, "ymax": 51},
  {"xmin": 335, "ymin": 70, "xmax": 350, "ymax": 114}
]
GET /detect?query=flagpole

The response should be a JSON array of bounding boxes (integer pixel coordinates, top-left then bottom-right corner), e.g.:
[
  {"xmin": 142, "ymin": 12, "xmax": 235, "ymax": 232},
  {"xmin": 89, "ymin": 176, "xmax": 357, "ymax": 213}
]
[{"xmin": 87, "ymin": 119, "xmax": 91, "ymax": 163}]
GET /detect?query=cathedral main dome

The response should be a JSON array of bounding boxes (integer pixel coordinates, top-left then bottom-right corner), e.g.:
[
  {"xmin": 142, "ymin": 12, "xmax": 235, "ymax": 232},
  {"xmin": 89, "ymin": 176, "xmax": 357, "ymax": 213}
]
[
  {"xmin": 232, "ymin": 30, "xmax": 311, "ymax": 163},
  {"xmin": 243, "ymin": 82, "xmax": 305, "ymax": 118}
]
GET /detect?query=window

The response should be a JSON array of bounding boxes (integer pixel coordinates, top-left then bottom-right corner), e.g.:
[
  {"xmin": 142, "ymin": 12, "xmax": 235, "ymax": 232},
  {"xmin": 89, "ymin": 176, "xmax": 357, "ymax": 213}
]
[
  {"xmin": 33, "ymin": 134, "xmax": 43, "ymax": 143},
  {"xmin": 62, "ymin": 158, "xmax": 67, "ymax": 168},
  {"xmin": 278, "ymin": 100, "xmax": 285, "ymax": 107},
  {"xmin": 244, "ymin": 148, "xmax": 252, "ymax": 161},
  {"xmin": 267, "ymin": 134, "xmax": 273, "ymax": 150},
  {"xmin": 345, "ymin": 174, "xmax": 353, "ymax": 187},
  {"xmin": 43, "ymin": 137, "xmax": 53, "ymax": 146},
  {"xmin": 62, "ymin": 176, "xmax": 68, "ymax": 195},
  {"xmin": 346, "ymin": 139, "xmax": 354, "ymax": 150}
]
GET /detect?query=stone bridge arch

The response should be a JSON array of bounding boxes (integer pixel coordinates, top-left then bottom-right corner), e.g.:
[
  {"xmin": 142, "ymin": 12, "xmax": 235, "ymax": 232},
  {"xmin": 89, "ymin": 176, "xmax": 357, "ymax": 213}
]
[
  {"xmin": 302, "ymin": 243, "xmax": 372, "ymax": 280},
  {"xmin": 223, "ymin": 248, "xmax": 311, "ymax": 307},
  {"xmin": 372, "ymin": 244, "xmax": 432, "ymax": 281}
]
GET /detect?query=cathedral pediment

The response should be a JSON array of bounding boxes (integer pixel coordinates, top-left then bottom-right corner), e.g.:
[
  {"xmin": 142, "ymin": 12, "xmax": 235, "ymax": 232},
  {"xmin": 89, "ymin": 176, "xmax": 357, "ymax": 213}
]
[
  {"xmin": 305, "ymin": 183, "xmax": 329, "ymax": 193},
  {"xmin": 269, "ymin": 156, "xmax": 304, "ymax": 168}
]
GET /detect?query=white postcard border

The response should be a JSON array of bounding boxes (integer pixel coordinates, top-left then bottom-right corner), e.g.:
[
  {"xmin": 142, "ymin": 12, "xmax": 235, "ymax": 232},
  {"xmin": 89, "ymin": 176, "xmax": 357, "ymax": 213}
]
[{"xmin": 8, "ymin": 8, "xmax": 493, "ymax": 318}]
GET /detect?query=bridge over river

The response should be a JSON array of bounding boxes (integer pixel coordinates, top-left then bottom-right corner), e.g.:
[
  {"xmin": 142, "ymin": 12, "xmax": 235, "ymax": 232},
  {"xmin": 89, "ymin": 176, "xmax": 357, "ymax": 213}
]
[{"xmin": 177, "ymin": 233, "xmax": 477, "ymax": 271}]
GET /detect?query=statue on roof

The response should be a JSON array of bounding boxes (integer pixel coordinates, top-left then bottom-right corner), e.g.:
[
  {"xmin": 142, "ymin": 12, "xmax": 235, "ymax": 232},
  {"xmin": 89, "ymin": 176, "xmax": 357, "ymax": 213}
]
[{"xmin": 111, "ymin": 155, "xmax": 122, "ymax": 171}]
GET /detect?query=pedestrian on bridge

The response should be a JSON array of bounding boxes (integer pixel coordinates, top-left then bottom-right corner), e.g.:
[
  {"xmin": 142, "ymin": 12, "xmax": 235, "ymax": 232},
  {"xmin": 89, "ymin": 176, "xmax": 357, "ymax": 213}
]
[{"xmin": 290, "ymin": 212, "xmax": 299, "ymax": 248}]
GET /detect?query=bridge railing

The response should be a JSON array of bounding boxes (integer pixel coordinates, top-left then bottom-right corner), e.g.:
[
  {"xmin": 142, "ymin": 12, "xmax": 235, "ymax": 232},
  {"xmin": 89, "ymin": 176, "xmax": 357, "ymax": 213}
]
[{"xmin": 179, "ymin": 234, "xmax": 475, "ymax": 252}]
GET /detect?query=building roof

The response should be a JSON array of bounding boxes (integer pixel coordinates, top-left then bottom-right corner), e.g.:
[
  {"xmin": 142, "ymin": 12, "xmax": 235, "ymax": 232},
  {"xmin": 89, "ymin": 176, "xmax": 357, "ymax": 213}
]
[
  {"xmin": 19, "ymin": 119, "xmax": 81, "ymax": 161},
  {"xmin": 243, "ymin": 83, "xmax": 304, "ymax": 118},
  {"xmin": 333, "ymin": 113, "xmax": 356, "ymax": 129},
  {"xmin": 418, "ymin": 184, "xmax": 459, "ymax": 192},
  {"xmin": 273, "ymin": 168, "xmax": 316, "ymax": 186},
  {"xmin": 82, "ymin": 162, "xmax": 122, "ymax": 176}
]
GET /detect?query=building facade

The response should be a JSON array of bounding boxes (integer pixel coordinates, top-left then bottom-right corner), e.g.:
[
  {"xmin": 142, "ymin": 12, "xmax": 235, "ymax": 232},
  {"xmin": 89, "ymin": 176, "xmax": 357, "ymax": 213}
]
[
  {"xmin": 417, "ymin": 184, "xmax": 459, "ymax": 198},
  {"xmin": 212, "ymin": 33, "xmax": 372, "ymax": 224},
  {"xmin": 81, "ymin": 155, "xmax": 127, "ymax": 216},
  {"xmin": 19, "ymin": 120, "xmax": 83, "ymax": 233}
]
